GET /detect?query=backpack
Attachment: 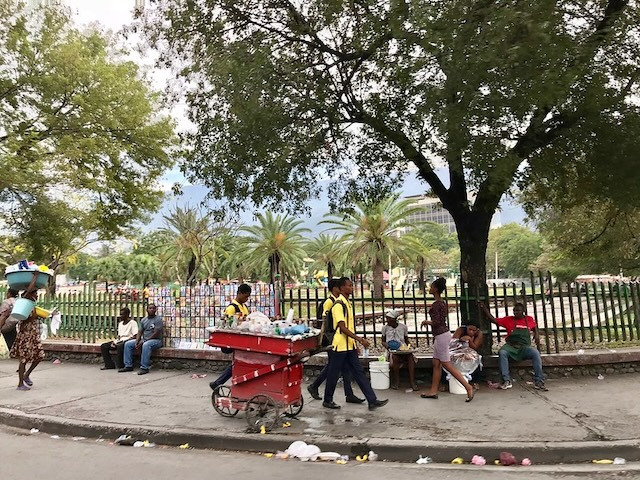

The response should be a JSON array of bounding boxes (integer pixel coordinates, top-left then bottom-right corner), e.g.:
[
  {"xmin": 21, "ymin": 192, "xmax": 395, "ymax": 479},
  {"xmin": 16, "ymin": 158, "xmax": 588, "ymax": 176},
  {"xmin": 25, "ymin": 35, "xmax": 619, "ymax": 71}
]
[{"xmin": 322, "ymin": 297, "xmax": 348, "ymax": 347}]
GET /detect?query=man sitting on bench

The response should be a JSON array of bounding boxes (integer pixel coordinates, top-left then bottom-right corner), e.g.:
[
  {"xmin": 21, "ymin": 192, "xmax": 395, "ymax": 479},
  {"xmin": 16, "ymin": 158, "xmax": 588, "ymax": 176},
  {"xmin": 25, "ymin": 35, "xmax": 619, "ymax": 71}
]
[{"xmin": 119, "ymin": 304, "xmax": 163, "ymax": 375}]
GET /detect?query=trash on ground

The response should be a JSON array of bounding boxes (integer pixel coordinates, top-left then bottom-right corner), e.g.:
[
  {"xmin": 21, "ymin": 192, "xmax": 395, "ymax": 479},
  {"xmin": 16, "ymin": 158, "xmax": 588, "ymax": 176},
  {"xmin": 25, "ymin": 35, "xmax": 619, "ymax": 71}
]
[
  {"xmin": 114, "ymin": 435, "xmax": 137, "ymax": 446},
  {"xmin": 592, "ymin": 459, "xmax": 614, "ymax": 464},
  {"xmin": 577, "ymin": 349, "xmax": 585, "ymax": 355},
  {"xmin": 282, "ymin": 421, "xmax": 291, "ymax": 428},
  {"xmin": 487, "ymin": 380, "xmax": 501, "ymax": 389},
  {"xmin": 275, "ymin": 451, "xmax": 289, "ymax": 459},
  {"xmin": 471, "ymin": 455, "xmax": 486, "ymax": 465},
  {"xmin": 72, "ymin": 437, "xmax": 86, "ymax": 441},
  {"xmin": 179, "ymin": 443, "xmax": 190, "ymax": 449},
  {"xmin": 50, "ymin": 435, "xmax": 60, "ymax": 439},
  {"xmin": 499, "ymin": 451, "xmax": 518, "ymax": 466},
  {"xmin": 521, "ymin": 458, "xmax": 532, "ymax": 466},
  {"xmin": 316, "ymin": 452, "xmax": 341, "ymax": 461},
  {"xmin": 285, "ymin": 440, "xmax": 321, "ymax": 461},
  {"xmin": 597, "ymin": 374, "xmax": 604, "ymax": 380},
  {"xmin": 526, "ymin": 381, "xmax": 534, "ymax": 385},
  {"xmin": 52, "ymin": 359, "xmax": 62, "ymax": 365},
  {"xmin": 336, "ymin": 460, "xmax": 347, "ymax": 465},
  {"xmin": 356, "ymin": 454, "xmax": 368, "ymax": 462},
  {"xmin": 190, "ymin": 374, "xmax": 207, "ymax": 379},
  {"xmin": 451, "ymin": 457, "xmax": 464, "ymax": 464},
  {"xmin": 416, "ymin": 455, "xmax": 432, "ymax": 464},
  {"xmin": 613, "ymin": 457, "xmax": 626, "ymax": 465},
  {"xmin": 29, "ymin": 428, "xmax": 39, "ymax": 434},
  {"xmin": 263, "ymin": 453, "xmax": 274, "ymax": 458},
  {"xmin": 142, "ymin": 440, "xmax": 155, "ymax": 448},
  {"xmin": 405, "ymin": 389, "xmax": 413, "ymax": 393},
  {"xmin": 368, "ymin": 450, "xmax": 378, "ymax": 462},
  {"xmin": 259, "ymin": 425, "xmax": 267, "ymax": 434},
  {"xmin": 133, "ymin": 441, "xmax": 144, "ymax": 448}
]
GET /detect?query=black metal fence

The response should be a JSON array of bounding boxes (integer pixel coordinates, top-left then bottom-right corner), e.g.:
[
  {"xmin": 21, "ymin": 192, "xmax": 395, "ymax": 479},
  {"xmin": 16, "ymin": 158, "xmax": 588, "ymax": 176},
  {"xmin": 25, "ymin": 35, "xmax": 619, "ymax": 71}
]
[{"xmin": 280, "ymin": 273, "xmax": 640, "ymax": 354}]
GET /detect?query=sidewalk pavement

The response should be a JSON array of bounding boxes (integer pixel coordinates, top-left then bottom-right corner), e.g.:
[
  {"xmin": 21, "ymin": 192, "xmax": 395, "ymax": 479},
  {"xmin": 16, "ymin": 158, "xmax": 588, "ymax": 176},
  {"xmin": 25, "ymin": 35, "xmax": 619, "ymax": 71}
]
[{"xmin": 1, "ymin": 358, "xmax": 640, "ymax": 464}]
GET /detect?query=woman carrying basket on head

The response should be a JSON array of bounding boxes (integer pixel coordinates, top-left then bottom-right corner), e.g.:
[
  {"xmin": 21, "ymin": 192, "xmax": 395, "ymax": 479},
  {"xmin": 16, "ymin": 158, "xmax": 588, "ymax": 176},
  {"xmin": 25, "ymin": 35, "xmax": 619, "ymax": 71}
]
[{"xmin": 10, "ymin": 273, "xmax": 45, "ymax": 391}]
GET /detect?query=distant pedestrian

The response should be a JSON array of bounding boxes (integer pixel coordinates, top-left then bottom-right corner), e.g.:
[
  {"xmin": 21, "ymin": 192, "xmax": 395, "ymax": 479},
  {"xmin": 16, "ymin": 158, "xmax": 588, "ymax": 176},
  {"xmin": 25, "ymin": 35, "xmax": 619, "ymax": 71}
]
[
  {"xmin": 0, "ymin": 288, "xmax": 20, "ymax": 351},
  {"xmin": 11, "ymin": 275, "xmax": 44, "ymax": 390},
  {"xmin": 99, "ymin": 307, "xmax": 138, "ymax": 370},
  {"xmin": 420, "ymin": 277, "xmax": 475, "ymax": 402},
  {"xmin": 322, "ymin": 277, "xmax": 388, "ymax": 411}
]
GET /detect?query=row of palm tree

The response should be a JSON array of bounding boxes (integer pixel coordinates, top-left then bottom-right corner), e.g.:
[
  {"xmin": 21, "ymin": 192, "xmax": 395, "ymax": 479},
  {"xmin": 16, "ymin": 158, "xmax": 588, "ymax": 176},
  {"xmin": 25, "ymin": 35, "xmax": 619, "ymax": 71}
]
[{"xmin": 146, "ymin": 195, "xmax": 458, "ymax": 293}]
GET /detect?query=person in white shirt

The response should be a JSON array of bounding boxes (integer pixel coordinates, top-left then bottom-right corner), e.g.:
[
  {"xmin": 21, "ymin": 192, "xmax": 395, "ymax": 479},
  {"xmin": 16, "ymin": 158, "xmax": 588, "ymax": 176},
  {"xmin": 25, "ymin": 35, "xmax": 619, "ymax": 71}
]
[{"xmin": 100, "ymin": 308, "xmax": 138, "ymax": 370}]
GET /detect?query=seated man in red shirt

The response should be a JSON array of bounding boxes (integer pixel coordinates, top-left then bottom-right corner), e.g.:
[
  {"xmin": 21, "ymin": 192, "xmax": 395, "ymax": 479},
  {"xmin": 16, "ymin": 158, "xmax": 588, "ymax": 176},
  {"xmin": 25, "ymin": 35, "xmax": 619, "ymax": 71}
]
[{"xmin": 478, "ymin": 302, "xmax": 547, "ymax": 391}]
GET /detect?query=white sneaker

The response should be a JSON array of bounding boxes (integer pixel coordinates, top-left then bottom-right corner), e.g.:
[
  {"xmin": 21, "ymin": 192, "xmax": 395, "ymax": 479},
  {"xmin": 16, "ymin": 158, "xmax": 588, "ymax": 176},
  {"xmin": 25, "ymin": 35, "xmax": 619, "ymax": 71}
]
[{"xmin": 501, "ymin": 380, "xmax": 513, "ymax": 390}]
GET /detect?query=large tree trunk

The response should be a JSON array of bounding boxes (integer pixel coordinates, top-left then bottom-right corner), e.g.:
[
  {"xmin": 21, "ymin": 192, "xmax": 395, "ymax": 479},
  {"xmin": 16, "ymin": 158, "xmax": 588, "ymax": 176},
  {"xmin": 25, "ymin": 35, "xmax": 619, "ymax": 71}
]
[
  {"xmin": 372, "ymin": 259, "xmax": 385, "ymax": 299},
  {"xmin": 456, "ymin": 213, "xmax": 492, "ymax": 357}
]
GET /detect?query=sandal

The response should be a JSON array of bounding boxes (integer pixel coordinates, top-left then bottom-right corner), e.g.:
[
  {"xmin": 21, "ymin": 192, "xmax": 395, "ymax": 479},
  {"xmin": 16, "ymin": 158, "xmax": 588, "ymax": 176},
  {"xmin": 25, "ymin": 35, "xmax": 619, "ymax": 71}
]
[
  {"xmin": 23, "ymin": 377, "xmax": 33, "ymax": 387},
  {"xmin": 17, "ymin": 385, "xmax": 30, "ymax": 391},
  {"xmin": 420, "ymin": 393, "xmax": 438, "ymax": 399},
  {"xmin": 466, "ymin": 391, "xmax": 475, "ymax": 403}
]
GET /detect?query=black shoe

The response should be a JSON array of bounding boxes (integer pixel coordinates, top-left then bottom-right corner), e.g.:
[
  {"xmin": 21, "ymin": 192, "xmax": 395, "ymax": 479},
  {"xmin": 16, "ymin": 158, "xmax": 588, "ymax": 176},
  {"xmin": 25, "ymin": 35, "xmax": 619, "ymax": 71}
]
[
  {"xmin": 307, "ymin": 385, "xmax": 321, "ymax": 400},
  {"xmin": 345, "ymin": 395, "xmax": 365, "ymax": 404},
  {"xmin": 118, "ymin": 367, "xmax": 133, "ymax": 372},
  {"xmin": 322, "ymin": 401, "xmax": 341, "ymax": 409},
  {"xmin": 100, "ymin": 366, "xmax": 115, "ymax": 370},
  {"xmin": 209, "ymin": 381, "xmax": 221, "ymax": 391},
  {"xmin": 368, "ymin": 399, "xmax": 389, "ymax": 410},
  {"xmin": 137, "ymin": 369, "xmax": 149, "ymax": 375}
]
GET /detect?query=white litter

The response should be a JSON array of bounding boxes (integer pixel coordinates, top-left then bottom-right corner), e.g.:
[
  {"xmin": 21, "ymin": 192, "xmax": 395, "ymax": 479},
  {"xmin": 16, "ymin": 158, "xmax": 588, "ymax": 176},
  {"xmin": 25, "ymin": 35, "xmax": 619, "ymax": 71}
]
[
  {"xmin": 416, "ymin": 455, "xmax": 432, "ymax": 464},
  {"xmin": 72, "ymin": 437, "xmax": 86, "ymax": 441},
  {"xmin": 133, "ymin": 441, "xmax": 145, "ymax": 448},
  {"xmin": 613, "ymin": 457, "xmax": 626, "ymax": 465},
  {"xmin": 597, "ymin": 374, "xmax": 604, "ymax": 380},
  {"xmin": 50, "ymin": 435, "xmax": 60, "ymax": 439},
  {"xmin": 368, "ymin": 450, "xmax": 379, "ymax": 462},
  {"xmin": 285, "ymin": 440, "xmax": 322, "ymax": 461},
  {"xmin": 29, "ymin": 428, "xmax": 39, "ymax": 434},
  {"xmin": 577, "ymin": 349, "xmax": 585, "ymax": 355}
]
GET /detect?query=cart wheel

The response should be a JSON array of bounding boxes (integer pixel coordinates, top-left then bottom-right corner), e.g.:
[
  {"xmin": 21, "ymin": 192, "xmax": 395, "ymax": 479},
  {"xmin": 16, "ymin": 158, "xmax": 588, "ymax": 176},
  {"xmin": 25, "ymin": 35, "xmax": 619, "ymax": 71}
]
[
  {"xmin": 285, "ymin": 396, "xmax": 304, "ymax": 417},
  {"xmin": 212, "ymin": 385, "xmax": 239, "ymax": 417},
  {"xmin": 245, "ymin": 394, "xmax": 279, "ymax": 432}
]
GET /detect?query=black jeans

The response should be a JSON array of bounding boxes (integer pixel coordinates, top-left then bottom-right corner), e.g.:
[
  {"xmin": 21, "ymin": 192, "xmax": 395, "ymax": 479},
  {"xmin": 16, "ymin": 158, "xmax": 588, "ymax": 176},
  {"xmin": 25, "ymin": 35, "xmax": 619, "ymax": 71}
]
[
  {"xmin": 311, "ymin": 353, "xmax": 355, "ymax": 397},
  {"xmin": 101, "ymin": 341, "xmax": 126, "ymax": 369},
  {"xmin": 2, "ymin": 328, "xmax": 17, "ymax": 352},
  {"xmin": 324, "ymin": 350, "xmax": 377, "ymax": 405}
]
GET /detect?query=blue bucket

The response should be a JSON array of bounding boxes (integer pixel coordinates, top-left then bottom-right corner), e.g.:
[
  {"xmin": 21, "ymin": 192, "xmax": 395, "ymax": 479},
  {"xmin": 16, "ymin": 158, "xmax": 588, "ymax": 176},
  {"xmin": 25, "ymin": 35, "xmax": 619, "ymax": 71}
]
[
  {"xmin": 11, "ymin": 298, "xmax": 36, "ymax": 321},
  {"xmin": 5, "ymin": 270, "xmax": 50, "ymax": 290}
]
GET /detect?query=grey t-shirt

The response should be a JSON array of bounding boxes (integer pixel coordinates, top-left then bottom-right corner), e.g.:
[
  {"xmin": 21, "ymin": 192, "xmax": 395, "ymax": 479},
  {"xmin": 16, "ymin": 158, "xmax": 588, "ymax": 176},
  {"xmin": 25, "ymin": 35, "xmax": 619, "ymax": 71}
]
[
  {"xmin": 381, "ymin": 323, "xmax": 408, "ymax": 344},
  {"xmin": 141, "ymin": 315, "xmax": 163, "ymax": 341}
]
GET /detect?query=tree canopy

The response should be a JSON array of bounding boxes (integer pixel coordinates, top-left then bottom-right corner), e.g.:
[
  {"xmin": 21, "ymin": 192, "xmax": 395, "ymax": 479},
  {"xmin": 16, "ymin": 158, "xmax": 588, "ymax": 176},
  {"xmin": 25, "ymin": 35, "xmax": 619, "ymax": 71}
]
[
  {"xmin": 138, "ymin": 0, "xmax": 640, "ymax": 306},
  {"xmin": 1, "ymin": 1, "xmax": 175, "ymax": 273}
]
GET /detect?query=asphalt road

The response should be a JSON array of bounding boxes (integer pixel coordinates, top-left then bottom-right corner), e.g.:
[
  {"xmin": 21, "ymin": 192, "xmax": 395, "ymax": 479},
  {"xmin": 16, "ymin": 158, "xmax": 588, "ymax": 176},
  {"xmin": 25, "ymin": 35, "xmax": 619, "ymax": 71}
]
[{"xmin": 1, "ymin": 427, "xmax": 636, "ymax": 480}]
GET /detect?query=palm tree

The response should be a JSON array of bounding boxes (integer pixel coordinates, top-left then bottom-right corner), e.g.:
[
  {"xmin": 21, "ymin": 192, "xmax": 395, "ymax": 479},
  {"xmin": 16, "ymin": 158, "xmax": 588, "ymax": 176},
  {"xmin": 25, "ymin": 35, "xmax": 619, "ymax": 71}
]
[
  {"xmin": 158, "ymin": 206, "xmax": 228, "ymax": 284},
  {"xmin": 305, "ymin": 233, "xmax": 344, "ymax": 280},
  {"xmin": 238, "ymin": 212, "xmax": 310, "ymax": 287},
  {"xmin": 322, "ymin": 195, "xmax": 424, "ymax": 297}
]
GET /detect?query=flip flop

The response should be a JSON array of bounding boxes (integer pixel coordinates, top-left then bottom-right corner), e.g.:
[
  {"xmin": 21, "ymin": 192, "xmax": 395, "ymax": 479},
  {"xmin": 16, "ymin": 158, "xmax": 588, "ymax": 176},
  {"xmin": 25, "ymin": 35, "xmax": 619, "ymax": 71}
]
[
  {"xmin": 17, "ymin": 385, "xmax": 30, "ymax": 391},
  {"xmin": 420, "ymin": 394, "xmax": 438, "ymax": 399},
  {"xmin": 23, "ymin": 377, "xmax": 33, "ymax": 386},
  {"xmin": 466, "ymin": 391, "xmax": 475, "ymax": 403}
]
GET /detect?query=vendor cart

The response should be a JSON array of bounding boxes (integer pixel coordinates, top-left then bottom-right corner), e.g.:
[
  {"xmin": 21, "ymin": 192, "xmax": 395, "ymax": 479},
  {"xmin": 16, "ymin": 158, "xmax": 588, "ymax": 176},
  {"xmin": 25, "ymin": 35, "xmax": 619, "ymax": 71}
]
[{"xmin": 207, "ymin": 329, "xmax": 320, "ymax": 431}]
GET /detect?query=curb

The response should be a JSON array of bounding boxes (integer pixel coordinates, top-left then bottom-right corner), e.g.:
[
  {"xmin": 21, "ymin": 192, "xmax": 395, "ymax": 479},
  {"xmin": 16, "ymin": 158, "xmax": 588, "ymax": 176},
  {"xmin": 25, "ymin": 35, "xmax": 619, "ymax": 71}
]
[{"xmin": 2, "ymin": 407, "xmax": 640, "ymax": 465}]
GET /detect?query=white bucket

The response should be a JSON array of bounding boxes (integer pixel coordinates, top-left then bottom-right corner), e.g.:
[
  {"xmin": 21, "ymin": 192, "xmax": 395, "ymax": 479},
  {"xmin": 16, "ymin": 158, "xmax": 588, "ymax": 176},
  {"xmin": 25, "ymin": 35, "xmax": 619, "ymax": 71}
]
[
  {"xmin": 449, "ymin": 377, "xmax": 467, "ymax": 395},
  {"xmin": 369, "ymin": 361, "xmax": 390, "ymax": 390}
]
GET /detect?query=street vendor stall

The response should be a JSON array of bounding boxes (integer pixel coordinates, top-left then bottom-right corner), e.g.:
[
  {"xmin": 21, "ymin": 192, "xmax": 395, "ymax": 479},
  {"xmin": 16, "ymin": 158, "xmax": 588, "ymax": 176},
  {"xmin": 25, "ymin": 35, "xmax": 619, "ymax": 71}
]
[{"xmin": 206, "ymin": 327, "xmax": 320, "ymax": 431}]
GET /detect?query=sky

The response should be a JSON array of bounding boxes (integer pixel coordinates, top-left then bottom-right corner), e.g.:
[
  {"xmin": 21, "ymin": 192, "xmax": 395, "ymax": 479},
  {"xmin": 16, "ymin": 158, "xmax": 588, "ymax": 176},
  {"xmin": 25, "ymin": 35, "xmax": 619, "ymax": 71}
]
[{"xmin": 58, "ymin": 0, "xmax": 527, "ymax": 234}]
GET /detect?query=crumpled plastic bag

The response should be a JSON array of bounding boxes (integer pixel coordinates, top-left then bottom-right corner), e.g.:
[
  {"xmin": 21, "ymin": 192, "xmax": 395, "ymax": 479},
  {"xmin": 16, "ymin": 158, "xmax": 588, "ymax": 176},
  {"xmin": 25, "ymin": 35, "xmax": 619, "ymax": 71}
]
[{"xmin": 285, "ymin": 441, "xmax": 321, "ymax": 461}]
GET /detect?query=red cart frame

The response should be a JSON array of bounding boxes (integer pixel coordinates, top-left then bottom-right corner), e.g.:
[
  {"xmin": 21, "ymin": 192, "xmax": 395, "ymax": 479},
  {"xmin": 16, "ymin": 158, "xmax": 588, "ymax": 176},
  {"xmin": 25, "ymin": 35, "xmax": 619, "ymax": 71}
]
[{"xmin": 207, "ymin": 329, "xmax": 320, "ymax": 431}]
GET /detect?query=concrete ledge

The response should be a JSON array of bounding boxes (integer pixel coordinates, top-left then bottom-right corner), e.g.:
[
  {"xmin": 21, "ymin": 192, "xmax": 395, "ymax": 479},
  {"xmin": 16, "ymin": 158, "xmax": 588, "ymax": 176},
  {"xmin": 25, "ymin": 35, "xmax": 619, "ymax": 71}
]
[{"xmin": 42, "ymin": 341, "xmax": 640, "ymax": 373}]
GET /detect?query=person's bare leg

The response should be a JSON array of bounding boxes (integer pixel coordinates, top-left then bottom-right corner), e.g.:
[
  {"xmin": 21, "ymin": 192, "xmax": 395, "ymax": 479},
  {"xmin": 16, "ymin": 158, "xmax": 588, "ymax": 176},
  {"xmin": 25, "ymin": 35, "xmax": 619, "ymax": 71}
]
[
  {"xmin": 17, "ymin": 361, "xmax": 26, "ymax": 387},
  {"xmin": 422, "ymin": 359, "xmax": 441, "ymax": 396},
  {"xmin": 442, "ymin": 361, "xmax": 474, "ymax": 398},
  {"xmin": 391, "ymin": 359, "xmax": 400, "ymax": 389},
  {"xmin": 407, "ymin": 356, "xmax": 417, "ymax": 388},
  {"xmin": 25, "ymin": 359, "xmax": 41, "ymax": 378}
]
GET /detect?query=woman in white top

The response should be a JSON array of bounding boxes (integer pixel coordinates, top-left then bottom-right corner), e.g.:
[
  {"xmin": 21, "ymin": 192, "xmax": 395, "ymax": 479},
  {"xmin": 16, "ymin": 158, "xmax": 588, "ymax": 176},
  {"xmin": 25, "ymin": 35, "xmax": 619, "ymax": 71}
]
[{"xmin": 100, "ymin": 307, "xmax": 138, "ymax": 370}]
